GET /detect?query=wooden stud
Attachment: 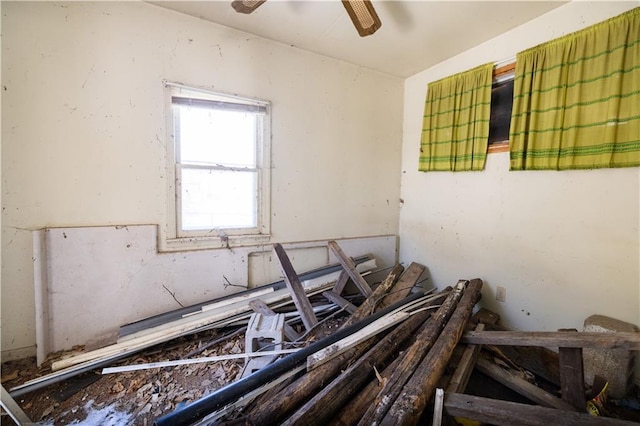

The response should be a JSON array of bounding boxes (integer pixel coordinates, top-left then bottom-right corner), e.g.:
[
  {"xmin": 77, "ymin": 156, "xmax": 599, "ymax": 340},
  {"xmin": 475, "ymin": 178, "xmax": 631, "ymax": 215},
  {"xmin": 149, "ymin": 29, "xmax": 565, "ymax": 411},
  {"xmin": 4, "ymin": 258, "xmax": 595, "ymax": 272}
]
[
  {"xmin": 273, "ymin": 243, "xmax": 318, "ymax": 331},
  {"xmin": 332, "ymin": 270, "xmax": 350, "ymax": 295},
  {"xmin": 558, "ymin": 328, "xmax": 586, "ymax": 411},
  {"xmin": 475, "ymin": 357, "xmax": 577, "ymax": 411},
  {"xmin": 328, "ymin": 241, "xmax": 372, "ymax": 297},
  {"xmin": 322, "ymin": 290, "xmax": 357, "ymax": 314}
]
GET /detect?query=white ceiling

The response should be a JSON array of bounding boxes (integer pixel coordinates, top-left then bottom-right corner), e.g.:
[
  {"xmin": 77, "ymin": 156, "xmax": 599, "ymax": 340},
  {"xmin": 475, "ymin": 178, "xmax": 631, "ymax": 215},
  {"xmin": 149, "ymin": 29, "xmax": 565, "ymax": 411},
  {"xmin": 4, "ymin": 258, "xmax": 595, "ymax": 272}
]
[{"xmin": 151, "ymin": 1, "xmax": 567, "ymax": 78}]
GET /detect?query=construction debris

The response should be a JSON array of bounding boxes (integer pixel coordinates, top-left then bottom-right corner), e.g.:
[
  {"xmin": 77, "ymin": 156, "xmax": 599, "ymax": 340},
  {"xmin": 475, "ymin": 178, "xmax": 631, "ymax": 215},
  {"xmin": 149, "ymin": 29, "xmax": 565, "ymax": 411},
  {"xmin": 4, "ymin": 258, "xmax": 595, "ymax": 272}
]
[{"xmin": 3, "ymin": 241, "xmax": 640, "ymax": 425}]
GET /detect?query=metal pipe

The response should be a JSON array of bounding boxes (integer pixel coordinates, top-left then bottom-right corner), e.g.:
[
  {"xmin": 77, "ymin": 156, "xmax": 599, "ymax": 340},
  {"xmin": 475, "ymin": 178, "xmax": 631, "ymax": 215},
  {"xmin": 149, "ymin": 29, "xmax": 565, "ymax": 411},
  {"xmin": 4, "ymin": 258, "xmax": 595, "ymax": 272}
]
[{"xmin": 154, "ymin": 292, "xmax": 424, "ymax": 426}]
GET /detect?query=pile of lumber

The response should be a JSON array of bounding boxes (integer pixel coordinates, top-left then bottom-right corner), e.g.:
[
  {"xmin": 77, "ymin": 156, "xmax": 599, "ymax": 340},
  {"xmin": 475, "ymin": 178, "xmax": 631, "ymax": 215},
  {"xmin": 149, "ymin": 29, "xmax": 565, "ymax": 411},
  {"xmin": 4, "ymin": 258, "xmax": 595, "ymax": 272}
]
[
  {"xmin": 153, "ymin": 242, "xmax": 640, "ymax": 426},
  {"xmin": 9, "ymin": 239, "xmax": 640, "ymax": 426}
]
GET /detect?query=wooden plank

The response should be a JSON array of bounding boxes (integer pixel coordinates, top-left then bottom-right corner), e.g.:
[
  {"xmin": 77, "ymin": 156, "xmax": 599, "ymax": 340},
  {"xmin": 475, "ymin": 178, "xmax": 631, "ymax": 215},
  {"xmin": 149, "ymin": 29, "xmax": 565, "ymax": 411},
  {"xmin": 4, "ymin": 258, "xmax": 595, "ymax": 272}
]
[
  {"xmin": 432, "ymin": 388, "xmax": 444, "ymax": 426},
  {"xmin": 273, "ymin": 243, "xmax": 318, "ymax": 331},
  {"xmin": 475, "ymin": 357, "xmax": 577, "ymax": 411},
  {"xmin": 379, "ymin": 263, "xmax": 424, "ymax": 308},
  {"xmin": 461, "ymin": 331, "xmax": 640, "ymax": 350},
  {"xmin": 446, "ymin": 323, "xmax": 485, "ymax": 394},
  {"xmin": 249, "ymin": 300, "xmax": 300, "ymax": 341},
  {"xmin": 101, "ymin": 348, "xmax": 299, "ymax": 374},
  {"xmin": 332, "ymin": 270, "xmax": 350, "ymax": 295},
  {"xmin": 322, "ymin": 290, "xmax": 357, "ymax": 314},
  {"xmin": 328, "ymin": 241, "xmax": 372, "ymax": 297},
  {"xmin": 1, "ymin": 385, "xmax": 33, "ymax": 425},
  {"xmin": 444, "ymin": 393, "xmax": 637, "ymax": 426},
  {"xmin": 558, "ymin": 329, "xmax": 586, "ymax": 410},
  {"xmin": 383, "ymin": 279, "xmax": 483, "ymax": 426}
]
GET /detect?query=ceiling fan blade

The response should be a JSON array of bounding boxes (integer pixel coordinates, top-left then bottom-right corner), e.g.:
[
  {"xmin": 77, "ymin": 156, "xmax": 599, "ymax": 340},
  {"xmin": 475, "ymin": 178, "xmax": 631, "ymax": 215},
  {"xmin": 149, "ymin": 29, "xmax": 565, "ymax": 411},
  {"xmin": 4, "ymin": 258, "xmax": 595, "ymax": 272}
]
[
  {"xmin": 231, "ymin": 0, "xmax": 267, "ymax": 14},
  {"xmin": 341, "ymin": 0, "xmax": 382, "ymax": 37}
]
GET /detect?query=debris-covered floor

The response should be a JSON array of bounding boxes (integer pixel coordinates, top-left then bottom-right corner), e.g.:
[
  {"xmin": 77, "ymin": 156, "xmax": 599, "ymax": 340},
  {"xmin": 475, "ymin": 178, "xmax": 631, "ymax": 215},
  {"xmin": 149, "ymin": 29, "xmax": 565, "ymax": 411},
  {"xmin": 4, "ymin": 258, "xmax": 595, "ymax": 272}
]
[{"xmin": 1, "ymin": 329, "xmax": 249, "ymax": 425}]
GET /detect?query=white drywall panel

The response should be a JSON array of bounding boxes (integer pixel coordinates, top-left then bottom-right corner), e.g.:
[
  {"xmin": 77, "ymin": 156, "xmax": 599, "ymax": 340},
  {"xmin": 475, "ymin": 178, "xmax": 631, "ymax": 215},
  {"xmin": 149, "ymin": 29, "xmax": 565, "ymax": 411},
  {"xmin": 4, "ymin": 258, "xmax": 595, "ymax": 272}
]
[
  {"xmin": 399, "ymin": 2, "xmax": 640, "ymax": 335},
  {"xmin": 1, "ymin": 1, "xmax": 403, "ymax": 357},
  {"xmin": 35, "ymin": 225, "xmax": 397, "ymax": 355}
]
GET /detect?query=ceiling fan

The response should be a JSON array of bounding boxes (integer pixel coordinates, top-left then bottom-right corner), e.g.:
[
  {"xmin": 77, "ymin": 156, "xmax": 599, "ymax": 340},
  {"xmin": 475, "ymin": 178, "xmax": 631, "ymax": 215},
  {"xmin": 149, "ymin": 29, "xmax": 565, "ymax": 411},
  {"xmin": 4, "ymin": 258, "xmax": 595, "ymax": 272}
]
[{"xmin": 230, "ymin": 0, "xmax": 382, "ymax": 37}]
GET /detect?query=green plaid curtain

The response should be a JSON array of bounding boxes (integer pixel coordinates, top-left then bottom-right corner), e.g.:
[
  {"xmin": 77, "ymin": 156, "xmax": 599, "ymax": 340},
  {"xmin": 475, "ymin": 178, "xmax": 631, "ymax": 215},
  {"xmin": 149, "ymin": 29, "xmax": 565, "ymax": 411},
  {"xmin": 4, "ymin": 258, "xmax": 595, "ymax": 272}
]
[
  {"xmin": 419, "ymin": 63, "xmax": 493, "ymax": 171},
  {"xmin": 510, "ymin": 7, "xmax": 640, "ymax": 171}
]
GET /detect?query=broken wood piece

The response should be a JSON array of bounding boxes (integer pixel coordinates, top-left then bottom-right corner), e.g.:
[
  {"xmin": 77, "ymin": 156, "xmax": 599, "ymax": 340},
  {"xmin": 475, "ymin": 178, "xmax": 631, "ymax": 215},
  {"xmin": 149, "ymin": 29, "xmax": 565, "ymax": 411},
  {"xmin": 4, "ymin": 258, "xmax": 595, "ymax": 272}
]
[
  {"xmin": 101, "ymin": 349, "xmax": 299, "ymax": 374},
  {"xmin": 328, "ymin": 241, "xmax": 373, "ymax": 297},
  {"xmin": 446, "ymin": 323, "xmax": 485, "ymax": 394},
  {"xmin": 475, "ymin": 357, "xmax": 577, "ymax": 411},
  {"xmin": 359, "ymin": 281, "xmax": 468, "ymax": 425},
  {"xmin": 332, "ymin": 270, "xmax": 350, "ymax": 295},
  {"xmin": 444, "ymin": 393, "xmax": 637, "ymax": 426},
  {"xmin": 273, "ymin": 243, "xmax": 318, "ymax": 330},
  {"xmin": 382, "ymin": 278, "xmax": 483, "ymax": 426},
  {"xmin": 340, "ymin": 264, "xmax": 404, "ymax": 330},
  {"xmin": 379, "ymin": 262, "xmax": 424, "ymax": 308},
  {"xmin": 306, "ymin": 310, "xmax": 410, "ymax": 371},
  {"xmin": 1, "ymin": 385, "xmax": 32, "ymax": 425},
  {"xmin": 461, "ymin": 331, "xmax": 640, "ymax": 350},
  {"xmin": 322, "ymin": 290, "xmax": 357, "ymax": 314},
  {"xmin": 249, "ymin": 300, "xmax": 300, "ymax": 341},
  {"xmin": 558, "ymin": 328, "xmax": 586, "ymax": 411}
]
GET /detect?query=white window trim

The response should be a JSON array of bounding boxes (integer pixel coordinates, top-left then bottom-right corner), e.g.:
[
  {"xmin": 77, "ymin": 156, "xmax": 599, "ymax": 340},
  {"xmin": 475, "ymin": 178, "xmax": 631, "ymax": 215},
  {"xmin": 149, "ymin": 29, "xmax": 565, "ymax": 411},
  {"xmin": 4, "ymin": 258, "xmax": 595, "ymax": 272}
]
[{"xmin": 160, "ymin": 81, "xmax": 271, "ymax": 251}]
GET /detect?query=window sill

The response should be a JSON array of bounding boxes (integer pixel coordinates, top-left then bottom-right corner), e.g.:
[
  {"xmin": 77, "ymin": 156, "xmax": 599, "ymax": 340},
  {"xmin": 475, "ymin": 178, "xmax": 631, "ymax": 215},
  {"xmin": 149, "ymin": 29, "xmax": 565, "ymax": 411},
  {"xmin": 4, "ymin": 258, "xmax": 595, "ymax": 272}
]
[
  {"xmin": 161, "ymin": 233, "xmax": 272, "ymax": 252},
  {"xmin": 488, "ymin": 141, "xmax": 509, "ymax": 153}
]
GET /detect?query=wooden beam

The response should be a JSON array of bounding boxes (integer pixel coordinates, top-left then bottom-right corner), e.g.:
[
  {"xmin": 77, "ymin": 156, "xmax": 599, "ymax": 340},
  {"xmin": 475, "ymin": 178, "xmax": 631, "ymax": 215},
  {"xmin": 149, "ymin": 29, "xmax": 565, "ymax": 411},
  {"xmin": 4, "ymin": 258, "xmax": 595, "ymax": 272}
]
[
  {"xmin": 322, "ymin": 290, "xmax": 357, "ymax": 314},
  {"xmin": 444, "ymin": 393, "xmax": 637, "ymax": 426},
  {"xmin": 273, "ymin": 243, "xmax": 318, "ymax": 330},
  {"xmin": 558, "ymin": 329, "xmax": 586, "ymax": 411},
  {"xmin": 461, "ymin": 331, "xmax": 640, "ymax": 350},
  {"xmin": 379, "ymin": 263, "xmax": 423, "ymax": 308},
  {"xmin": 332, "ymin": 270, "xmax": 350, "ymax": 295},
  {"xmin": 382, "ymin": 279, "xmax": 483, "ymax": 426},
  {"xmin": 446, "ymin": 323, "xmax": 485, "ymax": 394},
  {"xmin": 475, "ymin": 357, "xmax": 577, "ymax": 411},
  {"xmin": 340, "ymin": 264, "xmax": 404, "ymax": 329},
  {"xmin": 248, "ymin": 300, "xmax": 300, "ymax": 341},
  {"xmin": 328, "ymin": 241, "xmax": 372, "ymax": 297}
]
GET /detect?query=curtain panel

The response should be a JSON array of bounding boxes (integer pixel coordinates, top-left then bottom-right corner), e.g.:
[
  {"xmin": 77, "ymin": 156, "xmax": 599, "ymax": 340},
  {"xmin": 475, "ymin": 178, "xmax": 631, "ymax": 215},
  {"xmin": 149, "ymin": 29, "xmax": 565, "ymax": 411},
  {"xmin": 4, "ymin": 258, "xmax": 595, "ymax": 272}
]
[
  {"xmin": 510, "ymin": 7, "xmax": 640, "ymax": 171},
  {"xmin": 419, "ymin": 63, "xmax": 493, "ymax": 172}
]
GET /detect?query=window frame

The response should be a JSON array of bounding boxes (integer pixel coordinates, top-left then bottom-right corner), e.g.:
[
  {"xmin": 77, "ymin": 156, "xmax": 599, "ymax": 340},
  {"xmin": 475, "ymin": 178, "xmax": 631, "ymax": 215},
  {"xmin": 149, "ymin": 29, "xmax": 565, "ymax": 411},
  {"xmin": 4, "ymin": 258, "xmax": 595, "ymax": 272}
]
[
  {"xmin": 163, "ymin": 82, "xmax": 271, "ymax": 250},
  {"xmin": 487, "ymin": 62, "xmax": 515, "ymax": 154}
]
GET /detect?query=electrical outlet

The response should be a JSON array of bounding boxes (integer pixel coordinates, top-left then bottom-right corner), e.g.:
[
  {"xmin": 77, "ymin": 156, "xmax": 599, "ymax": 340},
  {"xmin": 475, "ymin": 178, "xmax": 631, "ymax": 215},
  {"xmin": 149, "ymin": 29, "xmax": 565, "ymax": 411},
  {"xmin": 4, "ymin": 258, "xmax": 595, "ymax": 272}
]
[{"xmin": 496, "ymin": 286, "xmax": 506, "ymax": 302}]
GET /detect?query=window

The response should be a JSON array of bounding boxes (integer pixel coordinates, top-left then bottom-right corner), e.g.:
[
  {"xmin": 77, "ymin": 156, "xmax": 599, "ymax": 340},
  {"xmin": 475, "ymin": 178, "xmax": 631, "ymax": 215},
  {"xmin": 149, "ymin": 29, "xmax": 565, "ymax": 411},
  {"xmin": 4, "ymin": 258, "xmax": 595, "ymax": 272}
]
[
  {"xmin": 487, "ymin": 63, "xmax": 515, "ymax": 153},
  {"xmin": 166, "ymin": 83, "xmax": 270, "ymax": 247}
]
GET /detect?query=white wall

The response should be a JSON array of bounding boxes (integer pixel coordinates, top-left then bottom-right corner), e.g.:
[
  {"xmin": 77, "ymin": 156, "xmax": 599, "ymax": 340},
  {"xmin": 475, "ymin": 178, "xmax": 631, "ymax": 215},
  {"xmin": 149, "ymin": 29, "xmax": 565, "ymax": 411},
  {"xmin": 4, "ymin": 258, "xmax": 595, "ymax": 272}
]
[
  {"xmin": 399, "ymin": 2, "xmax": 640, "ymax": 333},
  {"xmin": 1, "ymin": 2, "xmax": 403, "ymax": 358}
]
